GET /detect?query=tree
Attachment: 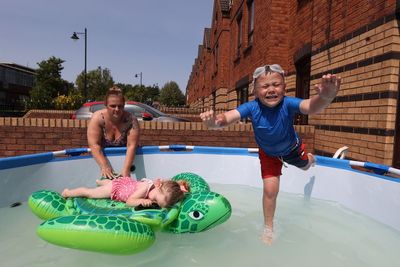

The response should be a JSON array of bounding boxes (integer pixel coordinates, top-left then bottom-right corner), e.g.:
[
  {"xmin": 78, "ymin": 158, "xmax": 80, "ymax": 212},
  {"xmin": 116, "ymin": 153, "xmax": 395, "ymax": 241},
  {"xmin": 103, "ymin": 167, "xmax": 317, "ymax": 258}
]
[
  {"xmin": 159, "ymin": 81, "xmax": 185, "ymax": 107},
  {"xmin": 146, "ymin": 85, "xmax": 160, "ymax": 105},
  {"xmin": 75, "ymin": 67, "xmax": 114, "ymax": 101},
  {"xmin": 120, "ymin": 83, "xmax": 160, "ymax": 105},
  {"xmin": 122, "ymin": 84, "xmax": 144, "ymax": 102},
  {"xmin": 27, "ymin": 56, "xmax": 70, "ymax": 109}
]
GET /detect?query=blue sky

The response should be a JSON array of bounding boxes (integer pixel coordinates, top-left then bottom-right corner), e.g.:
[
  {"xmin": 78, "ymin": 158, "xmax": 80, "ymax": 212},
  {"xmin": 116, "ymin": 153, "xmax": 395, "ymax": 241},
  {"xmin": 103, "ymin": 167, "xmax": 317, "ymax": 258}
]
[{"xmin": 0, "ymin": 0, "xmax": 214, "ymax": 92}]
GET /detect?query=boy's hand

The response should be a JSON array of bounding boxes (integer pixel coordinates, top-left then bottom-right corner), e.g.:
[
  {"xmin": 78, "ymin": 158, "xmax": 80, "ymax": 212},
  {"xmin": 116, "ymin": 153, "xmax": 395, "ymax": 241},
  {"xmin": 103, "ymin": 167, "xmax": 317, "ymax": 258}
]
[
  {"xmin": 315, "ymin": 74, "xmax": 341, "ymax": 101},
  {"xmin": 200, "ymin": 110, "xmax": 225, "ymax": 128}
]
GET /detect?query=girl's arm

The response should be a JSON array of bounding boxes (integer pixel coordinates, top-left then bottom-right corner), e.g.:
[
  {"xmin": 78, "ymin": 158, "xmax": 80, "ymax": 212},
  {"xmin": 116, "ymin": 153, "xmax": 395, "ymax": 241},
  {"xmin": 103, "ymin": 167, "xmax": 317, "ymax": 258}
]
[
  {"xmin": 125, "ymin": 197, "xmax": 153, "ymax": 207},
  {"xmin": 125, "ymin": 181, "xmax": 153, "ymax": 207}
]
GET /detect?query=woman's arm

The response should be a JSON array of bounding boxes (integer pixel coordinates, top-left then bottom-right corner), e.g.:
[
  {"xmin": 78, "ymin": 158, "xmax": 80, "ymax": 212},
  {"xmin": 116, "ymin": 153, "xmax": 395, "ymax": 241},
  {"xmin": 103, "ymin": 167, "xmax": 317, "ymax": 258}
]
[
  {"xmin": 87, "ymin": 111, "xmax": 115, "ymax": 179},
  {"xmin": 121, "ymin": 116, "xmax": 140, "ymax": 177}
]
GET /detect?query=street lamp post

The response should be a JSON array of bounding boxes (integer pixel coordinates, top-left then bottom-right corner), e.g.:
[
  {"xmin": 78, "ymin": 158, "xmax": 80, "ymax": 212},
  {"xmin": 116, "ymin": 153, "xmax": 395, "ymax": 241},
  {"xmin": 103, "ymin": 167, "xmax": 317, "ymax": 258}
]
[
  {"xmin": 71, "ymin": 28, "xmax": 88, "ymax": 100},
  {"xmin": 135, "ymin": 72, "xmax": 142, "ymax": 88}
]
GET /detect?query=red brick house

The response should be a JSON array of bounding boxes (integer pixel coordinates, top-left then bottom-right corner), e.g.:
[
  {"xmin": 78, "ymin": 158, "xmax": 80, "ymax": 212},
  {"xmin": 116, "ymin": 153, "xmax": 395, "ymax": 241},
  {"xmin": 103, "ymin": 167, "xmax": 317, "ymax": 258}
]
[{"xmin": 186, "ymin": 0, "xmax": 400, "ymax": 167}]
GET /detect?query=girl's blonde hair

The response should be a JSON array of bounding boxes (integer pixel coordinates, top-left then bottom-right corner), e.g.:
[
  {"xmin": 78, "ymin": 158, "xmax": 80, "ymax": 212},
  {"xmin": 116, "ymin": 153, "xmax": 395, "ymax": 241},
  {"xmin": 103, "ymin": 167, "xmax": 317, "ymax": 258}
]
[{"xmin": 104, "ymin": 85, "xmax": 125, "ymax": 104}]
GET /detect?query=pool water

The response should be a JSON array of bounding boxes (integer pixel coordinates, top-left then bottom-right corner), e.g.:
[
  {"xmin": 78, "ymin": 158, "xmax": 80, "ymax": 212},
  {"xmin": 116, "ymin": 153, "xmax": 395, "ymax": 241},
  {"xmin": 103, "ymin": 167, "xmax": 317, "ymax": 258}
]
[{"xmin": 1, "ymin": 184, "xmax": 399, "ymax": 267}]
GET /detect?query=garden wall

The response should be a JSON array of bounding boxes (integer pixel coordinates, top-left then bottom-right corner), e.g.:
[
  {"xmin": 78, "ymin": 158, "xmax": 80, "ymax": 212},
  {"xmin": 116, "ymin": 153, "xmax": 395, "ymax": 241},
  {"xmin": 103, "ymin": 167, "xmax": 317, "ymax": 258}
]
[{"xmin": 0, "ymin": 117, "xmax": 315, "ymax": 158}]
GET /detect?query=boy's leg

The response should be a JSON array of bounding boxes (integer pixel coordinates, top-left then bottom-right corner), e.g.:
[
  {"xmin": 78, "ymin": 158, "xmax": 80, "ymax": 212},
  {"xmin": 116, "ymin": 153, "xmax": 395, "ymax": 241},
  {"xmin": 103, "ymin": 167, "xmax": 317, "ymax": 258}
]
[
  {"xmin": 259, "ymin": 149, "xmax": 282, "ymax": 245},
  {"xmin": 283, "ymin": 141, "xmax": 315, "ymax": 171},
  {"xmin": 262, "ymin": 176, "xmax": 279, "ymax": 245},
  {"xmin": 300, "ymin": 153, "xmax": 315, "ymax": 170},
  {"xmin": 262, "ymin": 176, "xmax": 280, "ymax": 229}
]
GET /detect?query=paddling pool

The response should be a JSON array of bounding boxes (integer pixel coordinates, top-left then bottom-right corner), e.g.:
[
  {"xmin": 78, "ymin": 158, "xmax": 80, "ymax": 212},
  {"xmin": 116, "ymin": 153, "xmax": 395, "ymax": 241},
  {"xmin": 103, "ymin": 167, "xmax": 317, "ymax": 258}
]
[{"xmin": 1, "ymin": 145, "xmax": 399, "ymax": 267}]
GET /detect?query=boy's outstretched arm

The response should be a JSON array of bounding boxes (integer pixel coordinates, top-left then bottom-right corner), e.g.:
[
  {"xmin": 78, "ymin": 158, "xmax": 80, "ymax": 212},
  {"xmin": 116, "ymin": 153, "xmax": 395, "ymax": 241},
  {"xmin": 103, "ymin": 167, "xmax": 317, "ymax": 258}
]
[
  {"xmin": 200, "ymin": 109, "xmax": 241, "ymax": 129},
  {"xmin": 300, "ymin": 74, "xmax": 341, "ymax": 115}
]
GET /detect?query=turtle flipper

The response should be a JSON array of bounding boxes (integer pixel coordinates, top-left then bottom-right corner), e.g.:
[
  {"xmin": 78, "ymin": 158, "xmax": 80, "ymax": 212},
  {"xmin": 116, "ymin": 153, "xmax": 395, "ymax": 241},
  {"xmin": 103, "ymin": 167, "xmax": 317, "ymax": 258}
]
[
  {"xmin": 28, "ymin": 190, "xmax": 71, "ymax": 220},
  {"xmin": 37, "ymin": 215, "xmax": 155, "ymax": 254}
]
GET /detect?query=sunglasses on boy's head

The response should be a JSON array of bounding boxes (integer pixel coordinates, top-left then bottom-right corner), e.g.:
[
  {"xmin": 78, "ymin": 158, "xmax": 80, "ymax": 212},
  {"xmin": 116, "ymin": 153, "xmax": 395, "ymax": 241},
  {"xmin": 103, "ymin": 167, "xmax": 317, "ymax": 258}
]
[{"xmin": 252, "ymin": 64, "xmax": 285, "ymax": 80}]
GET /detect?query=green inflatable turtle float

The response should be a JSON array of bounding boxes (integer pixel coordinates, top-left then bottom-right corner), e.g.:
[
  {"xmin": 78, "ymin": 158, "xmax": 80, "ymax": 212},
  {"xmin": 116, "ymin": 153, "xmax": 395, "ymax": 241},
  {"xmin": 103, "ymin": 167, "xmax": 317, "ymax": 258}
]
[{"xmin": 28, "ymin": 172, "xmax": 231, "ymax": 254}]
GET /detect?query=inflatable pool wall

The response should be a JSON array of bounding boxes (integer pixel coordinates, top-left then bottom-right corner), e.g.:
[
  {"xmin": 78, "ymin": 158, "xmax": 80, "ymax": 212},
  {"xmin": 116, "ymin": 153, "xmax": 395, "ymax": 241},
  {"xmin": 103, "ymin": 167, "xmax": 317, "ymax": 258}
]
[{"xmin": 1, "ymin": 145, "xmax": 400, "ymax": 234}]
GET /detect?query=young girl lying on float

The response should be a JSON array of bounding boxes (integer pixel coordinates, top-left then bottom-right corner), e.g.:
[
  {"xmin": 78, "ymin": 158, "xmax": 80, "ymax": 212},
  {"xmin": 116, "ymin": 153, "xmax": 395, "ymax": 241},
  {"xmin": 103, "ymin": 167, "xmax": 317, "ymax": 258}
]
[{"xmin": 62, "ymin": 177, "xmax": 189, "ymax": 208}]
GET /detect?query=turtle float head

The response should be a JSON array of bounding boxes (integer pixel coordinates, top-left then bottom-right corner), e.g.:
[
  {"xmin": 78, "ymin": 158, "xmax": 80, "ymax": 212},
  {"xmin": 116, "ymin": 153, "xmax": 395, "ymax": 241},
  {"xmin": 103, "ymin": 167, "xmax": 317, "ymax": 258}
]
[
  {"xmin": 163, "ymin": 172, "xmax": 232, "ymax": 233},
  {"xmin": 163, "ymin": 190, "xmax": 231, "ymax": 233}
]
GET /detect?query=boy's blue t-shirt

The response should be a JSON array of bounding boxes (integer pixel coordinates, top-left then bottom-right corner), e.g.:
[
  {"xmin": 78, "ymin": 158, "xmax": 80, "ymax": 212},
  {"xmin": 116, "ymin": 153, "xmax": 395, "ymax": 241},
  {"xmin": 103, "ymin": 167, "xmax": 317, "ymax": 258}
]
[{"xmin": 236, "ymin": 96, "xmax": 303, "ymax": 156}]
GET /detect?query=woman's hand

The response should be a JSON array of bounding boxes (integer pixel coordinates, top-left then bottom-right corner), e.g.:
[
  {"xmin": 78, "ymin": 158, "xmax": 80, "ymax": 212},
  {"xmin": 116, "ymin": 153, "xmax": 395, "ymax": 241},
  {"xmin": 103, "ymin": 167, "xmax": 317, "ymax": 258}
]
[{"xmin": 101, "ymin": 165, "xmax": 116, "ymax": 179}]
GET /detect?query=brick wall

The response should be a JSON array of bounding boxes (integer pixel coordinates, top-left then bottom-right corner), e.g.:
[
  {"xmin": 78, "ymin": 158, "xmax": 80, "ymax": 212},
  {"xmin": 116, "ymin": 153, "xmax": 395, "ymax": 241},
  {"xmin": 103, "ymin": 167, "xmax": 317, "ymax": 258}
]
[
  {"xmin": 23, "ymin": 109, "xmax": 74, "ymax": 119},
  {"xmin": 0, "ymin": 117, "xmax": 88, "ymax": 157},
  {"xmin": 228, "ymin": 0, "xmax": 291, "ymax": 93},
  {"xmin": 309, "ymin": 17, "xmax": 399, "ymax": 166},
  {"xmin": 0, "ymin": 117, "xmax": 314, "ymax": 158}
]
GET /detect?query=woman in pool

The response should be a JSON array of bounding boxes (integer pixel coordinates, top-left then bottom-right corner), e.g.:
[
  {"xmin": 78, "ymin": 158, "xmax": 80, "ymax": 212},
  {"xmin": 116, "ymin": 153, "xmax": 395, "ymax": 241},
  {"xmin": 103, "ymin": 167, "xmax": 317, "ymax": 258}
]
[
  {"xmin": 88, "ymin": 86, "xmax": 140, "ymax": 179},
  {"xmin": 62, "ymin": 177, "xmax": 189, "ymax": 208}
]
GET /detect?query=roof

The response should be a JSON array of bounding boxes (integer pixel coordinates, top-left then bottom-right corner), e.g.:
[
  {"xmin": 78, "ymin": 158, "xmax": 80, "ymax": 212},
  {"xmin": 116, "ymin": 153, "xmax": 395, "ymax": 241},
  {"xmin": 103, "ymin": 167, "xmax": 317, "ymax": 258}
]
[{"xmin": 0, "ymin": 62, "xmax": 36, "ymax": 74}]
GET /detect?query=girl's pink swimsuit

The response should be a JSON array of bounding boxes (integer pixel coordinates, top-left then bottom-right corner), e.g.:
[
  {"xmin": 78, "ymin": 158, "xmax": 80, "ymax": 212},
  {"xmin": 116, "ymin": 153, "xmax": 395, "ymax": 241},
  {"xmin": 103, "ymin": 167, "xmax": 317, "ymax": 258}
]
[{"xmin": 111, "ymin": 177, "xmax": 153, "ymax": 202}]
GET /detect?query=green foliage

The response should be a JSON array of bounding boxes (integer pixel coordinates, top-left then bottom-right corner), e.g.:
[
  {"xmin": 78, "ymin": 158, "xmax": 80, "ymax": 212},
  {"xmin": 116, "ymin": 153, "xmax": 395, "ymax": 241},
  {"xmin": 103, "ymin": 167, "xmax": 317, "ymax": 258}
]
[
  {"xmin": 26, "ymin": 85, "xmax": 54, "ymax": 109},
  {"xmin": 159, "ymin": 81, "xmax": 185, "ymax": 107},
  {"xmin": 146, "ymin": 86, "xmax": 161, "ymax": 104},
  {"xmin": 75, "ymin": 67, "xmax": 114, "ymax": 101},
  {"xmin": 54, "ymin": 88, "xmax": 84, "ymax": 110},
  {"xmin": 25, "ymin": 57, "xmax": 185, "ymax": 111},
  {"xmin": 120, "ymin": 83, "xmax": 160, "ymax": 105},
  {"xmin": 27, "ymin": 56, "xmax": 70, "ymax": 109}
]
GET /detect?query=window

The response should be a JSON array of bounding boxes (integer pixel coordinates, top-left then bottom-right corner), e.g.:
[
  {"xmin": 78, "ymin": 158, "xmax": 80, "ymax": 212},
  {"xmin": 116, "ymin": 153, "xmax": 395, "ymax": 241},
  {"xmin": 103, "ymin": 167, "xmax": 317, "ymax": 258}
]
[
  {"xmin": 90, "ymin": 104, "xmax": 106, "ymax": 113},
  {"xmin": 297, "ymin": 0, "xmax": 311, "ymax": 10},
  {"xmin": 247, "ymin": 0, "xmax": 254, "ymax": 45},
  {"xmin": 125, "ymin": 105, "xmax": 149, "ymax": 117},
  {"xmin": 214, "ymin": 44, "xmax": 219, "ymax": 73},
  {"xmin": 237, "ymin": 86, "xmax": 248, "ymax": 106},
  {"xmin": 294, "ymin": 57, "xmax": 311, "ymax": 125},
  {"xmin": 0, "ymin": 91, "xmax": 5, "ymax": 105},
  {"xmin": 212, "ymin": 91, "xmax": 216, "ymax": 110},
  {"xmin": 237, "ymin": 86, "xmax": 249, "ymax": 122},
  {"xmin": 236, "ymin": 12, "xmax": 243, "ymax": 57},
  {"xmin": 5, "ymin": 69, "xmax": 17, "ymax": 84}
]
